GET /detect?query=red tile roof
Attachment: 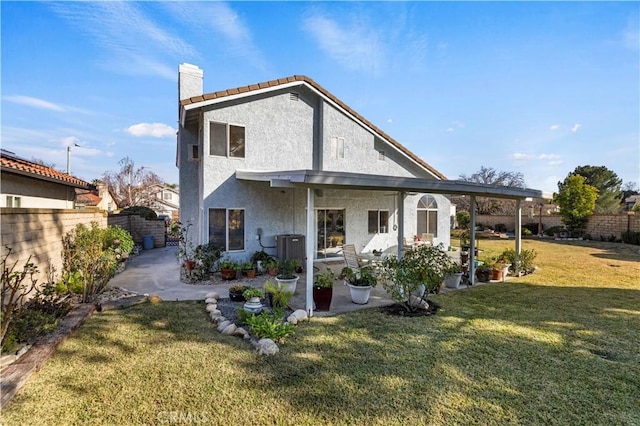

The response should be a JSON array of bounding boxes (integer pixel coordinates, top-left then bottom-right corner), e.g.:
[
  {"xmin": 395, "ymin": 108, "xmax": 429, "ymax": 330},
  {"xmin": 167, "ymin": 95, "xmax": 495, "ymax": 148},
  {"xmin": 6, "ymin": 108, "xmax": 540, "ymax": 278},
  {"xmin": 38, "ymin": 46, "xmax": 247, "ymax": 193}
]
[
  {"xmin": 1, "ymin": 151, "xmax": 92, "ymax": 189},
  {"xmin": 76, "ymin": 192, "xmax": 101, "ymax": 206},
  {"xmin": 180, "ymin": 75, "xmax": 447, "ymax": 180}
]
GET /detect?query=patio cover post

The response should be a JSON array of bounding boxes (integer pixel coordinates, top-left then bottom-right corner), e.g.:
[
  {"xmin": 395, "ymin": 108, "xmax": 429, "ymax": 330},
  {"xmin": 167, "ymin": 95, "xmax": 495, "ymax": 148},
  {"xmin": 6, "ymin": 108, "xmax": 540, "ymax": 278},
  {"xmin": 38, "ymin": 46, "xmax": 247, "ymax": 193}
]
[
  {"xmin": 305, "ymin": 188, "xmax": 315, "ymax": 317},
  {"xmin": 515, "ymin": 198, "xmax": 522, "ymax": 274},
  {"xmin": 397, "ymin": 191, "xmax": 405, "ymax": 259},
  {"xmin": 469, "ymin": 195, "xmax": 476, "ymax": 285}
]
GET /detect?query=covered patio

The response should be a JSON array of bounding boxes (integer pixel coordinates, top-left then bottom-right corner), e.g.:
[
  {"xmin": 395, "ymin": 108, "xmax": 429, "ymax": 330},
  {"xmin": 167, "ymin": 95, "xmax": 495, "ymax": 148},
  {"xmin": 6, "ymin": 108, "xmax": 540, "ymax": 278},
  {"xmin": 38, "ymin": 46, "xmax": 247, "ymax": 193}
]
[{"xmin": 237, "ymin": 169, "xmax": 549, "ymax": 317}]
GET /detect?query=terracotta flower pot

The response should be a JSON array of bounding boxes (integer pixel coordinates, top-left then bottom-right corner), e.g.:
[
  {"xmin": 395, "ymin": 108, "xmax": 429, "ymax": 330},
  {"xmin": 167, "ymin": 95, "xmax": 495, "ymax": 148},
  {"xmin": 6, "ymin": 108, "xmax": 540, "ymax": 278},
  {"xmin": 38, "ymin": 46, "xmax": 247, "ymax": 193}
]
[{"xmin": 221, "ymin": 268, "xmax": 237, "ymax": 280}]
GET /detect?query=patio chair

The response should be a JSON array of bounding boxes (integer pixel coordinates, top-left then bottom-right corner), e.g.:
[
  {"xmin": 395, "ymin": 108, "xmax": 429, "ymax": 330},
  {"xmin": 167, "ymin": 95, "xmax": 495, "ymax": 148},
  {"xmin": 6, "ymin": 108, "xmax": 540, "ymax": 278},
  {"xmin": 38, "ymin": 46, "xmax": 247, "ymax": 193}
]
[{"xmin": 342, "ymin": 244, "xmax": 362, "ymax": 270}]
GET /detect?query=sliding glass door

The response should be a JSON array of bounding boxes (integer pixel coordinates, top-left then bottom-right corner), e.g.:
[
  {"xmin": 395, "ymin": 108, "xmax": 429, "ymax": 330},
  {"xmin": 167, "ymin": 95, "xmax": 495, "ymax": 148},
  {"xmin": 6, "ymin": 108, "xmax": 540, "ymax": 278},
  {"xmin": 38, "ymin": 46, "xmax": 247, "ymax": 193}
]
[{"xmin": 316, "ymin": 209, "xmax": 345, "ymax": 259}]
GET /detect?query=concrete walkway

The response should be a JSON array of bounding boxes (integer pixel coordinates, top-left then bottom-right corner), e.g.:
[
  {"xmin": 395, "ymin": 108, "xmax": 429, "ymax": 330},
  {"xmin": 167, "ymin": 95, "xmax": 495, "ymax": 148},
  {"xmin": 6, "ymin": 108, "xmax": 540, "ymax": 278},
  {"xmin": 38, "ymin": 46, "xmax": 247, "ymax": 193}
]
[{"xmin": 107, "ymin": 246, "xmax": 396, "ymax": 316}]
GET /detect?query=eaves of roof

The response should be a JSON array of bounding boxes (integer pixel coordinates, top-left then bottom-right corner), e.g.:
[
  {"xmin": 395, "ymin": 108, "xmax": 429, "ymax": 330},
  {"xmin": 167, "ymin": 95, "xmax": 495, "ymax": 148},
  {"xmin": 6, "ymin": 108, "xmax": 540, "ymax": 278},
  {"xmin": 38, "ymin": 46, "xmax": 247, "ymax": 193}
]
[
  {"xmin": 1, "ymin": 154, "xmax": 92, "ymax": 189},
  {"xmin": 180, "ymin": 75, "xmax": 447, "ymax": 181},
  {"xmin": 236, "ymin": 169, "xmax": 551, "ymax": 201}
]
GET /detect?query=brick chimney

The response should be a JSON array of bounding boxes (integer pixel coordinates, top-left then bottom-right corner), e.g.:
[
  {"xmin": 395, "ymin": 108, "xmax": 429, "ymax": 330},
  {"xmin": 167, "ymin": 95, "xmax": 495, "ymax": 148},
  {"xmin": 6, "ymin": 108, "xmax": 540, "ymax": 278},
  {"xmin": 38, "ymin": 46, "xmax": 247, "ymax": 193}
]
[{"xmin": 178, "ymin": 63, "xmax": 203, "ymax": 101}]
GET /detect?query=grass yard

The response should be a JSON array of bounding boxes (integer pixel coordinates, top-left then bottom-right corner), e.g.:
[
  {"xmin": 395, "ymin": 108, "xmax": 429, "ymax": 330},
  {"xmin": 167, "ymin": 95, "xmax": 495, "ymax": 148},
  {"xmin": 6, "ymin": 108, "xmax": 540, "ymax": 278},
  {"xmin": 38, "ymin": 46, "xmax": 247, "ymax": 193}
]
[{"xmin": 2, "ymin": 239, "xmax": 639, "ymax": 425}]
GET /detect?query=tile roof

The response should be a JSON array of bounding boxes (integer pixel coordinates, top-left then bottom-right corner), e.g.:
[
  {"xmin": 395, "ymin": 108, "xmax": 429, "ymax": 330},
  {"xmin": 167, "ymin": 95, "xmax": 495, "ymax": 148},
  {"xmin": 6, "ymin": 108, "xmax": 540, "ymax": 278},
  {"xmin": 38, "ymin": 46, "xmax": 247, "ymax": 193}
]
[
  {"xmin": 1, "ymin": 151, "xmax": 92, "ymax": 189},
  {"xmin": 76, "ymin": 192, "xmax": 102, "ymax": 206},
  {"xmin": 180, "ymin": 75, "xmax": 447, "ymax": 180}
]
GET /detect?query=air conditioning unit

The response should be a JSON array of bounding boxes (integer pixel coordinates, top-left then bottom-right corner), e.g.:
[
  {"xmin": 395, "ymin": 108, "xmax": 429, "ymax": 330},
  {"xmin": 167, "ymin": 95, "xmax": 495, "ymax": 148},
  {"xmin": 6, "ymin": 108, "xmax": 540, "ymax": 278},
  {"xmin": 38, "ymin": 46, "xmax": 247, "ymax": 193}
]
[{"xmin": 276, "ymin": 234, "xmax": 305, "ymax": 263}]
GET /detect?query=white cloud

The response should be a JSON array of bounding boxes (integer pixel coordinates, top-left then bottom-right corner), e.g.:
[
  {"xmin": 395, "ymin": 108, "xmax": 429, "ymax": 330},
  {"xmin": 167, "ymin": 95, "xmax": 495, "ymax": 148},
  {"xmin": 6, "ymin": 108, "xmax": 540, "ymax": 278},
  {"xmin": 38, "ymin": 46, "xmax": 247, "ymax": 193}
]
[
  {"xmin": 161, "ymin": 2, "xmax": 266, "ymax": 70},
  {"xmin": 571, "ymin": 123, "xmax": 581, "ymax": 133},
  {"xmin": 387, "ymin": 118, "xmax": 393, "ymax": 123},
  {"xmin": 302, "ymin": 13, "xmax": 383, "ymax": 73},
  {"xmin": 125, "ymin": 123, "xmax": 176, "ymax": 138},
  {"xmin": 50, "ymin": 2, "xmax": 197, "ymax": 80},
  {"xmin": 4, "ymin": 95, "xmax": 65, "ymax": 111},
  {"xmin": 511, "ymin": 153, "xmax": 562, "ymax": 166},
  {"xmin": 549, "ymin": 124, "xmax": 560, "ymax": 131}
]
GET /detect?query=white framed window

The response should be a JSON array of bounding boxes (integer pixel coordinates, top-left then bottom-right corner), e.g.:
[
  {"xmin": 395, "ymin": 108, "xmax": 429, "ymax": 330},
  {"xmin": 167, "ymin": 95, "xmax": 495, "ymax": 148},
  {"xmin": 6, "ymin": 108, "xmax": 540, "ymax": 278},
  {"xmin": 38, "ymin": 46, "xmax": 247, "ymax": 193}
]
[
  {"xmin": 417, "ymin": 195, "xmax": 438, "ymax": 237},
  {"xmin": 330, "ymin": 137, "xmax": 344, "ymax": 159},
  {"xmin": 6, "ymin": 196, "xmax": 21, "ymax": 207},
  {"xmin": 209, "ymin": 122, "xmax": 245, "ymax": 158},
  {"xmin": 368, "ymin": 210, "xmax": 389, "ymax": 234},
  {"xmin": 163, "ymin": 192, "xmax": 172, "ymax": 200},
  {"xmin": 209, "ymin": 208, "xmax": 245, "ymax": 251}
]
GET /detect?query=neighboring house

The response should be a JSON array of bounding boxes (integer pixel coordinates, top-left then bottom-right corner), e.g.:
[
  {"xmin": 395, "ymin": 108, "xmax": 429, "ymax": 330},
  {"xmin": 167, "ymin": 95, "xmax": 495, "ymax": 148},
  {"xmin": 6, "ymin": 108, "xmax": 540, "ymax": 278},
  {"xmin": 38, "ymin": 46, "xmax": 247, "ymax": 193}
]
[
  {"xmin": 624, "ymin": 194, "xmax": 640, "ymax": 212},
  {"xmin": 76, "ymin": 183, "xmax": 118, "ymax": 212},
  {"xmin": 1, "ymin": 149, "xmax": 92, "ymax": 209},
  {"xmin": 149, "ymin": 184, "xmax": 180, "ymax": 220}
]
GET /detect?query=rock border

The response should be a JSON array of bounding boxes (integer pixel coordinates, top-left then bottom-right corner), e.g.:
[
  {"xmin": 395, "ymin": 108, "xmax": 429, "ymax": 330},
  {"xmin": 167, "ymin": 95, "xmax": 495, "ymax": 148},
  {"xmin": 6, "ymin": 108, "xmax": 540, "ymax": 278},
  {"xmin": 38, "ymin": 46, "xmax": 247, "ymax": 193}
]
[{"xmin": 203, "ymin": 292, "xmax": 308, "ymax": 356}]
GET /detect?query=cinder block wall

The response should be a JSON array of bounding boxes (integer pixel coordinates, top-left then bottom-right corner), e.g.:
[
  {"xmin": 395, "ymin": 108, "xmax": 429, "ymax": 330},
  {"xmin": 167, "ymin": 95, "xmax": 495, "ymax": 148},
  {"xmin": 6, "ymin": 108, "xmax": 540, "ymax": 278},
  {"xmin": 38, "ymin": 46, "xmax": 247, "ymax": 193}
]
[
  {"xmin": 0, "ymin": 208, "xmax": 108, "ymax": 281},
  {"xmin": 107, "ymin": 214, "xmax": 166, "ymax": 247},
  {"xmin": 475, "ymin": 214, "xmax": 640, "ymax": 238}
]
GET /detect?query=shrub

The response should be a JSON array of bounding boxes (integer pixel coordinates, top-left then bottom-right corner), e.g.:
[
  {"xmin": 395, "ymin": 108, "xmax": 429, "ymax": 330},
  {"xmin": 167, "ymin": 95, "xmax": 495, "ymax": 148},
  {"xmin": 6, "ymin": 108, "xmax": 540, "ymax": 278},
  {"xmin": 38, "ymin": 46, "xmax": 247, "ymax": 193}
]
[
  {"xmin": 246, "ymin": 310, "xmax": 295, "ymax": 342},
  {"xmin": 192, "ymin": 242, "xmax": 222, "ymax": 280},
  {"xmin": 523, "ymin": 222, "xmax": 539, "ymax": 235},
  {"xmin": 119, "ymin": 206, "xmax": 157, "ymax": 220},
  {"xmin": 104, "ymin": 226, "xmax": 134, "ymax": 258},
  {"xmin": 1, "ymin": 247, "xmax": 38, "ymax": 348},
  {"xmin": 500, "ymin": 248, "xmax": 537, "ymax": 275},
  {"xmin": 544, "ymin": 226, "xmax": 565, "ymax": 237},
  {"xmin": 494, "ymin": 223, "xmax": 507, "ymax": 232},
  {"xmin": 62, "ymin": 222, "xmax": 125, "ymax": 303},
  {"xmin": 621, "ymin": 231, "xmax": 640, "ymax": 245},
  {"xmin": 456, "ymin": 210, "xmax": 470, "ymax": 229}
]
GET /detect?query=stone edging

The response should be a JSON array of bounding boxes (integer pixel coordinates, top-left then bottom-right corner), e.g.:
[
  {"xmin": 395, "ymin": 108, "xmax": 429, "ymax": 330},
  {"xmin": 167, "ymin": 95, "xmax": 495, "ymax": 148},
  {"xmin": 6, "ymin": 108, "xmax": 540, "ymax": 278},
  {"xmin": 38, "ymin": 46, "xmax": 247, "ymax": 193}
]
[{"xmin": 203, "ymin": 292, "xmax": 309, "ymax": 356}]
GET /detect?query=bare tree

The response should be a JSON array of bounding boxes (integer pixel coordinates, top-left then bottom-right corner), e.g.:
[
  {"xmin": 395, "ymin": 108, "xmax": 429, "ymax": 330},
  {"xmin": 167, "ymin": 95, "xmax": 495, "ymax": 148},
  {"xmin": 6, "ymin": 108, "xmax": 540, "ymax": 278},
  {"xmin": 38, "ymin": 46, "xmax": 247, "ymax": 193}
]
[
  {"xmin": 453, "ymin": 166, "xmax": 526, "ymax": 215},
  {"xmin": 30, "ymin": 157, "xmax": 57, "ymax": 169},
  {"xmin": 102, "ymin": 157, "xmax": 164, "ymax": 208}
]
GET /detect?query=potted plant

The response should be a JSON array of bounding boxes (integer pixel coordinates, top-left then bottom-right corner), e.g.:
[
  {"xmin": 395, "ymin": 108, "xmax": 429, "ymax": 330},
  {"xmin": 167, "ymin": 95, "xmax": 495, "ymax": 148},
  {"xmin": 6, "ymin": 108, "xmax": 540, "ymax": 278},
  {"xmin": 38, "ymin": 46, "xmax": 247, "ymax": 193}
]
[
  {"xmin": 242, "ymin": 287, "xmax": 264, "ymax": 313},
  {"xmin": 241, "ymin": 261, "xmax": 256, "ymax": 278},
  {"xmin": 313, "ymin": 268, "xmax": 335, "ymax": 311},
  {"xmin": 264, "ymin": 258, "xmax": 279, "ymax": 276},
  {"xmin": 443, "ymin": 262, "xmax": 465, "ymax": 289},
  {"xmin": 340, "ymin": 266, "xmax": 377, "ymax": 304},
  {"xmin": 250, "ymin": 250, "xmax": 273, "ymax": 273},
  {"xmin": 264, "ymin": 280, "xmax": 293, "ymax": 310},
  {"xmin": 219, "ymin": 257, "xmax": 239, "ymax": 280},
  {"xmin": 475, "ymin": 264, "xmax": 492, "ymax": 282},
  {"xmin": 229, "ymin": 284, "xmax": 249, "ymax": 302},
  {"xmin": 275, "ymin": 259, "xmax": 301, "ymax": 294}
]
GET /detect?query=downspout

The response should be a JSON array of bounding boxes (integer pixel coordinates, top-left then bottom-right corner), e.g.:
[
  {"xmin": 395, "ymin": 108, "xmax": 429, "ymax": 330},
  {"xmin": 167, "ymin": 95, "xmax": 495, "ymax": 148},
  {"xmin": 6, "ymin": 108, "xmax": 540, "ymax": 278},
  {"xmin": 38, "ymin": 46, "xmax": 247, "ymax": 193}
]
[
  {"xmin": 469, "ymin": 195, "xmax": 476, "ymax": 285},
  {"xmin": 305, "ymin": 188, "xmax": 315, "ymax": 317}
]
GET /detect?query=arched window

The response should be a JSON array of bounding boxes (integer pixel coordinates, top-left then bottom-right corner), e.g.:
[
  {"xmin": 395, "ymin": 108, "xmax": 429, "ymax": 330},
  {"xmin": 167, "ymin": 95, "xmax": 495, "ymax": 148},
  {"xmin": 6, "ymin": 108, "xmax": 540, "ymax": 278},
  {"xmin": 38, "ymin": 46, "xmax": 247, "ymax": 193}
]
[{"xmin": 417, "ymin": 195, "xmax": 438, "ymax": 238}]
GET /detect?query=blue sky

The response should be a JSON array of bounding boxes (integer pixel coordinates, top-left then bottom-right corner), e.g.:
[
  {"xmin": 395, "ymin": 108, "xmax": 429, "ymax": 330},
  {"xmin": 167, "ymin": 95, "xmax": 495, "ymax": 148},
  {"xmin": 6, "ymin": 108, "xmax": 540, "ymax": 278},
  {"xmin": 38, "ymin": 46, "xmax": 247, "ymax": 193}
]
[{"xmin": 2, "ymin": 1, "xmax": 638, "ymax": 194}]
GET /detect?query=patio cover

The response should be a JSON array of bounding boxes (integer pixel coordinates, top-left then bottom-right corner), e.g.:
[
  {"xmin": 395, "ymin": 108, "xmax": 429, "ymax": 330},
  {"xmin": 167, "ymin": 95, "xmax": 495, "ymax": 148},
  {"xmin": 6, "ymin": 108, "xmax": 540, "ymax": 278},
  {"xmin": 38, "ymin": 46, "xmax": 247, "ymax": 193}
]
[{"xmin": 236, "ymin": 169, "xmax": 550, "ymax": 316}]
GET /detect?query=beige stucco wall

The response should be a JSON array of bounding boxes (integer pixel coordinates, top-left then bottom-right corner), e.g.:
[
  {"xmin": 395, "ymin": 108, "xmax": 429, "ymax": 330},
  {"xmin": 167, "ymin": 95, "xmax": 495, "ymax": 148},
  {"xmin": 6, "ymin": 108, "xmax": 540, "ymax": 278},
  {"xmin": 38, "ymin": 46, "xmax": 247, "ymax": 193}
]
[
  {"xmin": 0, "ymin": 208, "xmax": 108, "ymax": 282},
  {"xmin": 0, "ymin": 173, "xmax": 77, "ymax": 209},
  {"xmin": 107, "ymin": 214, "xmax": 166, "ymax": 247}
]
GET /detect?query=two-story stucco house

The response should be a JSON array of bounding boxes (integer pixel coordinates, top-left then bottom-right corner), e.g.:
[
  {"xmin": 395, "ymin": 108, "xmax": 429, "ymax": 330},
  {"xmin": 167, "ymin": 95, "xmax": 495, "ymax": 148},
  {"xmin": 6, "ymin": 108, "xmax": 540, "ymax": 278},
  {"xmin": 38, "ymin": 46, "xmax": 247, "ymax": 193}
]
[{"xmin": 177, "ymin": 64, "xmax": 454, "ymax": 264}]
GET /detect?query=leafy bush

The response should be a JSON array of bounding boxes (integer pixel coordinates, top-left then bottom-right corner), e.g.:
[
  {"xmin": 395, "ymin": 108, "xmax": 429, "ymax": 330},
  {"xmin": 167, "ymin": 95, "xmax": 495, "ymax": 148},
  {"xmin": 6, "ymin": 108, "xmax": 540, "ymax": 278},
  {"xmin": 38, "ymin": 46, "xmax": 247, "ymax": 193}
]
[
  {"xmin": 500, "ymin": 248, "xmax": 537, "ymax": 275},
  {"xmin": 119, "ymin": 206, "xmax": 157, "ymax": 219},
  {"xmin": 246, "ymin": 310, "xmax": 295, "ymax": 342},
  {"xmin": 544, "ymin": 226, "xmax": 565, "ymax": 237},
  {"xmin": 522, "ymin": 227, "xmax": 533, "ymax": 236},
  {"xmin": 456, "ymin": 210, "xmax": 470, "ymax": 229},
  {"xmin": 104, "ymin": 226, "xmax": 134, "ymax": 258},
  {"xmin": 191, "ymin": 242, "xmax": 222, "ymax": 280},
  {"xmin": 264, "ymin": 281, "xmax": 293, "ymax": 309},
  {"xmin": 62, "ymin": 222, "xmax": 125, "ymax": 302},
  {"xmin": 1, "ymin": 248, "xmax": 38, "ymax": 348},
  {"xmin": 523, "ymin": 222, "xmax": 539, "ymax": 235},
  {"xmin": 621, "ymin": 231, "xmax": 640, "ymax": 245},
  {"xmin": 494, "ymin": 223, "xmax": 507, "ymax": 232}
]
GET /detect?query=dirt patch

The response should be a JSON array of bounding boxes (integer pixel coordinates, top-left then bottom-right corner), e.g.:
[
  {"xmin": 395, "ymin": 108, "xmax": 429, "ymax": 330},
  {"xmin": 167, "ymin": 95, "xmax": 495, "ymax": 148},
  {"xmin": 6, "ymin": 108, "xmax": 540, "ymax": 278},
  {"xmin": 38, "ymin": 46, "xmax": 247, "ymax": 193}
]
[{"xmin": 380, "ymin": 301, "xmax": 441, "ymax": 317}]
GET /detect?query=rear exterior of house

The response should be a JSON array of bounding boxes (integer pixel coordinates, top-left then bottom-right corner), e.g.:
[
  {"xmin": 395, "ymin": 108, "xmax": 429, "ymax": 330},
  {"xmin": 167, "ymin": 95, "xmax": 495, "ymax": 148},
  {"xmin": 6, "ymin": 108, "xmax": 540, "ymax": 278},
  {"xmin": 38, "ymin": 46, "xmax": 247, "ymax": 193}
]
[{"xmin": 177, "ymin": 64, "xmax": 451, "ymax": 263}]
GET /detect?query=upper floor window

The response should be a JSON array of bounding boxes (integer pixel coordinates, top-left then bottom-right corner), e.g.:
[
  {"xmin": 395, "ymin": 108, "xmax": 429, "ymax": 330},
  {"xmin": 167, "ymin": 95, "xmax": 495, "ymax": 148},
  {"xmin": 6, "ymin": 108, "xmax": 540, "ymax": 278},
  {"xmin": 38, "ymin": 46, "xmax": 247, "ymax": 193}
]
[
  {"xmin": 330, "ymin": 137, "xmax": 344, "ymax": 159},
  {"xmin": 163, "ymin": 192, "xmax": 172, "ymax": 200},
  {"xmin": 209, "ymin": 122, "xmax": 245, "ymax": 158}
]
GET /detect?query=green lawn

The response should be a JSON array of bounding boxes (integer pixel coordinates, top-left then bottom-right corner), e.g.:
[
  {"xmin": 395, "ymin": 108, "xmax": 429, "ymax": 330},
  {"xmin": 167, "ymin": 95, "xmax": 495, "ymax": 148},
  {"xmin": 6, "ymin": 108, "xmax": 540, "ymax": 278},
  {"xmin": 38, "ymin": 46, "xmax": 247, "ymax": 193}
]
[{"xmin": 2, "ymin": 240, "xmax": 639, "ymax": 425}]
